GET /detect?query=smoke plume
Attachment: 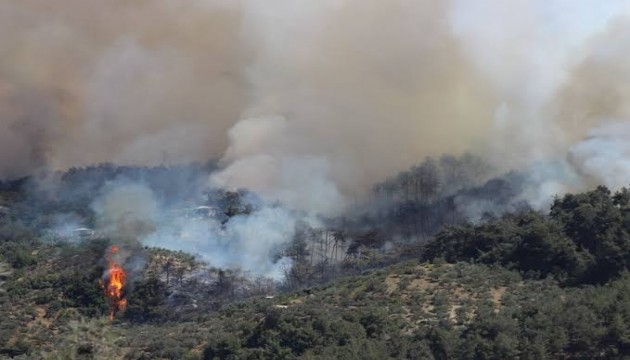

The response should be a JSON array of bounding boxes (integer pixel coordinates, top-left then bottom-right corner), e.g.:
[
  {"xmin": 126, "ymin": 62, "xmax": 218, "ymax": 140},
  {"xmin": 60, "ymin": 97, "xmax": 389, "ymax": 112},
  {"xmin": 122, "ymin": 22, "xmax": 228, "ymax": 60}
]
[
  {"xmin": 90, "ymin": 178, "xmax": 299, "ymax": 279},
  {"xmin": 568, "ymin": 121, "xmax": 630, "ymax": 190},
  {"xmin": 0, "ymin": 0, "xmax": 496, "ymax": 204},
  {"xmin": 3, "ymin": 0, "xmax": 630, "ymax": 233},
  {"xmin": 0, "ymin": 0, "xmax": 247, "ymax": 177},
  {"xmin": 91, "ymin": 180, "xmax": 159, "ymax": 240}
]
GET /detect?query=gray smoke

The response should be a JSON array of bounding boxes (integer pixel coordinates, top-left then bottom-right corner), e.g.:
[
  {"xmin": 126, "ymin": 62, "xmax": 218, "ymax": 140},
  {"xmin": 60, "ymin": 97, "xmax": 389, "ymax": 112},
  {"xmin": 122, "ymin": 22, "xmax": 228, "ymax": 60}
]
[
  {"xmin": 0, "ymin": 0, "xmax": 497, "ymax": 202},
  {"xmin": 0, "ymin": 0, "xmax": 247, "ymax": 177},
  {"xmin": 91, "ymin": 178, "xmax": 307, "ymax": 279},
  {"xmin": 568, "ymin": 121, "xmax": 630, "ymax": 190},
  {"xmin": 209, "ymin": 116, "xmax": 347, "ymax": 215},
  {"xmin": 144, "ymin": 205, "xmax": 299, "ymax": 279},
  {"xmin": 91, "ymin": 180, "xmax": 159, "ymax": 241},
  {"xmin": 452, "ymin": 2, "xmax": 630, "ymax": 207},
  {"xmin": 4, "ymin": 1, "xmax": 630, "ymax": 276}
]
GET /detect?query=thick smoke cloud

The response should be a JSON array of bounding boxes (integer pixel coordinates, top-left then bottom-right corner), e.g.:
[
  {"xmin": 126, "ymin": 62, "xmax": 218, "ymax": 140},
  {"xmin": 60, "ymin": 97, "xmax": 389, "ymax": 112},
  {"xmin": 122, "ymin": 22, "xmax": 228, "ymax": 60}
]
[
  {"xmin": 541, "ymin": 18, "xmax": 630, "ymax": 198},
  {"xmin": 3, "ymin": 0, "xmax": 630, "ymax": 213},
  {"xmin": 7, "ymin": 0, "xmax": 630, "ymax": 278},
  {"xmin": 569, "ymin": 121, "xmax": 630, "ymax": 190},
  {"xmin": 211, "ymin": 0, "xmax": 496, "ymax": 213},
  {"xmin": 0, "ymin": 0, "xmax": 495, "ymax": 202},
  {"xmin": 210, "ymin": 116, "xmax": 347, "ymax": 215},
  {"xmin": 0, "ymin": 0, "xmax": 247, "ymax": 177},
  {"xmin": 452, "ymin": 1, "xmax": 630, "ymax": 205}
]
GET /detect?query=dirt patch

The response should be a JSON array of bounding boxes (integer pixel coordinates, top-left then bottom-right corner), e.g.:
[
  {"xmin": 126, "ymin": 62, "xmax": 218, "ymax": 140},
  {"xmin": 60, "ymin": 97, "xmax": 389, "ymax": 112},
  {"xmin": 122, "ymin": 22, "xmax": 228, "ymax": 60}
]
[
  {"xmin": 490, "ymin": 287, "xmax": 507, "ymax": 312},
  {"xmin": 408, "ymin": 277, "xmax": 434, "ymax": 291},
  {"xmin": 385, "ymin": 275, "xmax": 400, "ymax": 294},
  {"xmin": 26, "ymin": 306, "xmax": 52, "ymax": 329},
  {"xmin": 289, "ymin": 297, "xmax": 305, "ymax": 305}
]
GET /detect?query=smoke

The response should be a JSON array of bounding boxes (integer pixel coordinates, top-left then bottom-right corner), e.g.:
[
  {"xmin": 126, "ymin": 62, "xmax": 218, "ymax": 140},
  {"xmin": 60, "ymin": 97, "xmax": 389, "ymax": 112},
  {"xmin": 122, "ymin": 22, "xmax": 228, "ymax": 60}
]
[
  {"xmin": 0, "ymin": 86, "xmax": 61, "ymax": 177},
  {"xmin": 210, "ymin": 0, "xmax": 497, "ymax": 213},
  {"xmin": 3, "ymin": 0, "xmax": 630, "ymax": 252},
  {"xmin": 540, "ymin": 18, "xmax": 630, "ymax": 198},
  {"xmin": 144, "ymin": 206, "xmax": 298, "ymax": 279},
  {"xmin": 209, "ymin": 116, "xmax": 347, "ymax": 214},
  {"xmin": 90, "ymin": 178, "xmax": 299, "ymax": 279},
  {"xmin": 91, "ymin": 180, "xmax": 159, "ymax": 240},
  {"xmin": 451, "ymin": 0, "xmax": 627, "ymax": 166},
  {"xmin": 0, "ymin": 0, "xmax": 498, "ymax": 207},
  {"xmin": 568, "ymin": 121, "xmax": 630, "ymax": 190},
  {"xmin": 0, "ymin": 0, "xmax": 247, "ymax": 177},
  {"xmin": 551, "ymin": 17, "xmax": 630, "ymax": 145},
  {"xmin": 213, "ymin": 1, "xmax": 630, "ymax": 213},
  {"xmin": 45, "ymin": 212, "xmax": 88, "ymax": 242},
  {"xmin": 450, "ymin": 1, "xmax": 630, "ymax": 207}
]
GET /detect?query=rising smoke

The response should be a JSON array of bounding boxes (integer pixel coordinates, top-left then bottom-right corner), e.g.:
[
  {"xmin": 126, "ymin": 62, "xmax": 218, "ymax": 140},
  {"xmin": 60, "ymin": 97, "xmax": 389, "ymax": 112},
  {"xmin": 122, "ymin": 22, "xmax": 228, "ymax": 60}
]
[
  {"xmin": 91, "ymin": 178, "xmax": 300, "ymax": 279},
  {"xmin": 2, "ymin": 1, "xmax": 630, "ymax": 275},
  {"xmin": 0, "ymin": 0, "xmax": 495, "ymax": 196},
  {"xmin": 0, "ymin": 0, "xmax": 247, "ymax": 177}
]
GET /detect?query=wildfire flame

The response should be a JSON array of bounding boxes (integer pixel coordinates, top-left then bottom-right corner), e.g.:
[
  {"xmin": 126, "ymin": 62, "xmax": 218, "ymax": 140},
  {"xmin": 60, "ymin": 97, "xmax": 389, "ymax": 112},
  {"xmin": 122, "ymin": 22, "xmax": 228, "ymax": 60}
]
[{"xmin": 103, "ymin": 245, "xmax": 127, "ymax": 320}]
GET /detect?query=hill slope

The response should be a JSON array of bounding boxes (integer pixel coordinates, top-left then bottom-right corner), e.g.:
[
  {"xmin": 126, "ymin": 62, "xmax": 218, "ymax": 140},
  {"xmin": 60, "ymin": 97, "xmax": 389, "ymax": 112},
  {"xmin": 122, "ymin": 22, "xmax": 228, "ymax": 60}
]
[{"xmin": 3, "ymin": 253, "xmax": 628, "ymax": 359}]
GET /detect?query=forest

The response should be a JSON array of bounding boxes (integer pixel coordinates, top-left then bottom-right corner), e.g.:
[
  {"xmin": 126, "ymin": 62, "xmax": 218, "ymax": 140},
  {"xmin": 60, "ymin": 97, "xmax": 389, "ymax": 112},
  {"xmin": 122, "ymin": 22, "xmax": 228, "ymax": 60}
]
[{"xmin": 0, "ymin": 158, "xmax": 629, "ymax": 359}]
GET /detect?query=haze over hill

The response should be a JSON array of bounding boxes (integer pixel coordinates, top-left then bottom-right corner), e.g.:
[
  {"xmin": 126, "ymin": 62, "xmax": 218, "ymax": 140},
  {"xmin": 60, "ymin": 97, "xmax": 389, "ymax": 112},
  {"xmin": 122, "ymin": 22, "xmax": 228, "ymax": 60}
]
[{"xmin": 1, "ymin": 0, "xmax": 630, "ymax": 216}]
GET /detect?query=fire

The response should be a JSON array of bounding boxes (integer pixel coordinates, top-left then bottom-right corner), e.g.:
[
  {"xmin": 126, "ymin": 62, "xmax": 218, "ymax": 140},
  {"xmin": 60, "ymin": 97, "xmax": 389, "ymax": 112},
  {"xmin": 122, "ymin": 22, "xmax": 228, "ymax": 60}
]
[{"xmin": 103, "ymin": 245, "xmax": 127, "ymax": 320}]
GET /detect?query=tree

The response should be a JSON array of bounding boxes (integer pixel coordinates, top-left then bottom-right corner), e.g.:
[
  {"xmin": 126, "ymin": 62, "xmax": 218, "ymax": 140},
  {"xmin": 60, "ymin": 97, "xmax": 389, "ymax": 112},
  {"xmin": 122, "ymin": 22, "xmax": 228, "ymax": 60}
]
[{"xmin": 551, "ymin": 186, "xmax": 630, "ymax": 283}]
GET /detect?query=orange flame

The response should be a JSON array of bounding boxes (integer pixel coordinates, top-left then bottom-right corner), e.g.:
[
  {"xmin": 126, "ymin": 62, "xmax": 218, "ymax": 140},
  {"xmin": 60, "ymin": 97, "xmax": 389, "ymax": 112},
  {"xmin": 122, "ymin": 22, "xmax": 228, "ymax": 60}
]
[{"xmin": 103, "ymin": 245, "xmax": 127, "ymax": 320}]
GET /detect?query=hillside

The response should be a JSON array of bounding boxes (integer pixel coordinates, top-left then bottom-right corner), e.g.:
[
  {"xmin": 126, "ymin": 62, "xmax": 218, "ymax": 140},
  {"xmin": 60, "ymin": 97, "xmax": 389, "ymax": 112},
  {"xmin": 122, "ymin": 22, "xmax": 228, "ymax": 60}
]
[
  {"xmin": 2, "ymin": 251, "xmax": 629, "ymax": 359},
  {"xmin": 1, "ymin": 168, "xmax": 630, "ymax": 359}
]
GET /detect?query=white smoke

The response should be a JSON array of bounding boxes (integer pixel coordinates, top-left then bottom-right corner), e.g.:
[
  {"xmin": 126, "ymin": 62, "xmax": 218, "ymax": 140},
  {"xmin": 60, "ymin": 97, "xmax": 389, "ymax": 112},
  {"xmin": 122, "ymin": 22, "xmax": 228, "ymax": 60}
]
[
  {"xmin": 91, "ymin": 180, "xmax": 160, "ymax": 240},
  {"xmin": 144, "ymin": 206, "xmax": 298, "ymax": 280},
  {"xmin": 452, "ymin": 0, "xmax": 630, "ymax": 169},
  {"xmin": 92, "ymin": 178, "xmax": 305, "ymax": 279},
  {"xmin": 568, "ymin": 121, "xmax": 630, "ymax": 190},
  {"xmin": 210, "ymin": 116, "xmax": 347, "ymax": 215},
  {"xmin": 9, "ymin": 0, "xmax": 630, "ymax": 275}
]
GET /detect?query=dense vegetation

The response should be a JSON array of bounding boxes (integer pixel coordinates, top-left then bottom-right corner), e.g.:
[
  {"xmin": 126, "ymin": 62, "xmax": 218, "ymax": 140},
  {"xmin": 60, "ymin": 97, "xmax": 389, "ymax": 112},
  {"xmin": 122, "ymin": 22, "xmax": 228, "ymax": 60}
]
[
  {"xmin": 426, "ymin": 186, "xmax": 630, "ymax": 285},
  {"xmin": 0, "ymin": 162, "xmax": 629, "ymax": 359}
]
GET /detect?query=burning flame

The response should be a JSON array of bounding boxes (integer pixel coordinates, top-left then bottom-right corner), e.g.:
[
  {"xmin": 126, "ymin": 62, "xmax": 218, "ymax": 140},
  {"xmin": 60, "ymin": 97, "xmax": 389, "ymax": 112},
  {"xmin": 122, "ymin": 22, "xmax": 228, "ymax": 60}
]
[{"xmin": 103, "ymin": 245, "xmax": 127, "ymax": 320}]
